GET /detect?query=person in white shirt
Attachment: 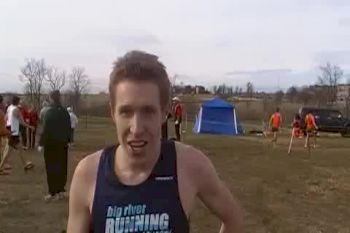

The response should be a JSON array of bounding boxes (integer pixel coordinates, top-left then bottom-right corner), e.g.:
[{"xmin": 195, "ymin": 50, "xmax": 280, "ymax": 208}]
[
  {"xmin": 67, "ymin": 107, "xmax": 78, "ymax": 145},
  {"xmin": 0, "ymin": 96, "xmax": 34, "ymax": 175},
  {"xmin": 39, "ymin": 100, "xmax": 50, "ymax": 124}
]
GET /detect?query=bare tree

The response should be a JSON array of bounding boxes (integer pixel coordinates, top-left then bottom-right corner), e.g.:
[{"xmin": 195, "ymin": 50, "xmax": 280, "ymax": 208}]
[
  {"xmin": 212, "ymin": 83, "xmax": 232, "ymax": 99},
  {"xmin": 262, "ymin": 93, "xmax": 269, "ymax": 113},
  {"xmin": 20, "ymin": 58, "xmax": 47, "ymax": 108},
  {"xmin": 286, "ymin": 86, "xmax": 298, "ymax": 103},
  {"xmin": 296, "ymin": 87, "xmax": 312, "ymax": 105},
  {"xmin": 318, "ymin": 62, "xmax": 343, "ymax": 104},
  {"xmin": 46, "ymin": 66, "xmax": 66, "ymax": 91},
  {"xmin": 246, "ymin": 82, "xmax": 254, "ymax": 98},
  {"xmin": 234, "ymin": 86, "xmax": 240, "ymax": 96},
  {"xmin": 274, "ymin": 90, "xmax": 284, "ymax": 105},
  {"xmin": 227, "ymin": 86, "xmax": 233, "ymax": 95},
  {"xmin": 69, "ymin": 66, "xmax": 90, "ymax": 114},
  {"xmin": 170, "ymin": 74, "xmax": 178, "ymax": 97},
  {"xmin": 238, "ymin": 87, "xmax": 243, "ymax": 97},
  {"xmin": 212, "ymin": 85, "xmax": 218, "ymax": 94},
  {"xmin": 310, "ymin": 85, "xmax": 327, "ymax": 107}
]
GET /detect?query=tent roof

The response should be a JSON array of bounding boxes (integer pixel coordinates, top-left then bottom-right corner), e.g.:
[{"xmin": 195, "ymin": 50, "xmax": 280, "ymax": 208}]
[{"xmin": 202, "ymin": 97, "xmax": 233, "ymax": 108}]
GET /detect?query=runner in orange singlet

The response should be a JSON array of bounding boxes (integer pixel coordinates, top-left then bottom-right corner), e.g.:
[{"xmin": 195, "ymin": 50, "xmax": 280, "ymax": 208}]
[
  {"xmin": 269, "ymin": 107, "xmax": 282, "ymax": 144},
  {"xmin": 304, "ymin": 111, "xmax": 318, "ymax": 149}
]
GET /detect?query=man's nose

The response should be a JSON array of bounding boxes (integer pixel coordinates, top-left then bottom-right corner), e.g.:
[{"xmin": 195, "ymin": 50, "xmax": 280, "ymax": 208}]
[{"xmin": 130, "ymin": 114, "xmax": 144, "ymax": 136}]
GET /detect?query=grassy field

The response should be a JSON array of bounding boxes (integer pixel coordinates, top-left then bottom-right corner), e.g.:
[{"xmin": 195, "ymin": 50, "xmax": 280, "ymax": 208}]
[{"xmin": 1, "ymin": 117, "xmax": 350, "ymax": 233}]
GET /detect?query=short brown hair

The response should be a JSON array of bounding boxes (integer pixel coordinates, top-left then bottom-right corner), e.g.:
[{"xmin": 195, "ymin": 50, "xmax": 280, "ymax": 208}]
[
  {"xmin": 50, "ymin": 90, "xmax": 61, "ymax": 105},
  {"xmin": 12, "ymin": 96, "xmax": 20, "ymax": 105},
  {"xmin": 109, "ymin": 50, "xmax": 170, "ymax": 109}
]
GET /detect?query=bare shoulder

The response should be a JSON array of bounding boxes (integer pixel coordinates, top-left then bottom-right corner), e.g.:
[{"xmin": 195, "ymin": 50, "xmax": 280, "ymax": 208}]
[
  {"xmin": 73, "ymin": 150, "xmax": 102, "ymax": 181},
  {"xmin": 70, "ymin": 150, "xmax": 103, "ymax": 209},
  {"xmin": 175, "ymin": 141, "xmax": 216, "ymax": 190},
  {"xmin": 67, "ymin": 150, "xmax": 103, "ymax": 233},
  {"xmin": 175, "ymin": 141, "xmax": 213, "ymax": 170}
]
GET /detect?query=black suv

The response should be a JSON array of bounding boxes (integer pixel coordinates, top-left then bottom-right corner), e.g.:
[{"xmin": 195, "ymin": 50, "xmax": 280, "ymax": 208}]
[{"xmin": 299, "ymin": 107, "xmax": 350, "ymax": 137}]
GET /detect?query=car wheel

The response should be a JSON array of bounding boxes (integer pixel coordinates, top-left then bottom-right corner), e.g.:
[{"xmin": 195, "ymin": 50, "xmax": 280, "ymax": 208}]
[{"xmin": 341, "ymin": 128, "xmax": 350, "ymax": 137}]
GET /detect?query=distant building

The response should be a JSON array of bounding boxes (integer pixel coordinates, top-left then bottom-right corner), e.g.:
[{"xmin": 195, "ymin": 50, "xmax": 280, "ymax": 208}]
[
  {"xmin": 172, "ymin": 84, "xmax": 207, "ymax": 95},
  {"xmin": 195, "ymin": 85, "xmax": 206, "ymax": 94},
  {"xmin": 337, "ymin": 84, "xmax": 350, "ymax": 105}
]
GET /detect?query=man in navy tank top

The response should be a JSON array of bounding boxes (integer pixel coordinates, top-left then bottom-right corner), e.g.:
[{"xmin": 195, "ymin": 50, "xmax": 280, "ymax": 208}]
[{"xmin": 67, "ymin": 51, "xmax": 244, "ymax": 233}]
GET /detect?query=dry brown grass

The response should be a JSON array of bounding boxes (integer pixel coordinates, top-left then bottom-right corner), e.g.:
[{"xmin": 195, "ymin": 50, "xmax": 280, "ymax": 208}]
[
  {"xmin": 1, "ymin": 117, "xmax": 350, "ymax": 233},
  {"xmin": 80, "ymin": 93, "xmax": 349, "ymax": 126}
]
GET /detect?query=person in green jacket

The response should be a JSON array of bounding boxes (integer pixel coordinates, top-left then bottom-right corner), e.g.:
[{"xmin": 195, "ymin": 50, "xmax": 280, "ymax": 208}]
[{"xmin": 39, "ymin": 90, "xmax": 71, "ymax": 201}]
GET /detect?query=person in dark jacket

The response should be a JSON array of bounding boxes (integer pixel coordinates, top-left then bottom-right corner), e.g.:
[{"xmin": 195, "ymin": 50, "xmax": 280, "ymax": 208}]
[
  {"xmin": 39, "ymin": 90, "xmax": 71, "ymax": 201},
  {"xmin": 161, "ymin": 112, "xmax": 171, "ymax": 140}
]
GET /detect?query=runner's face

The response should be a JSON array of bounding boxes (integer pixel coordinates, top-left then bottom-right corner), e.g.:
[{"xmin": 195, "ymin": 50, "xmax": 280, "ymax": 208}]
[{"xmin": 112, "ymin": 80, "xmax": 165, "ymax": 158}]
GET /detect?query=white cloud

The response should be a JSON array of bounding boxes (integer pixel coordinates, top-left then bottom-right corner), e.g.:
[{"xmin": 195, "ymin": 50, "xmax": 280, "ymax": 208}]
[{"xmin": 1, "ymin": 0, "xmax": 350, "ymax": 92}]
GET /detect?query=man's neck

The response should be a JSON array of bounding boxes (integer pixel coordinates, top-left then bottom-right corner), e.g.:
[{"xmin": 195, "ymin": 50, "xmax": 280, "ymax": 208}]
[
  {"xmin": 51, "ymin": 101, "xmax": 61, "ymax": 106},
  {"xmin": 115, "ymin": 144, "xmax": 161, "ymax": 174}
]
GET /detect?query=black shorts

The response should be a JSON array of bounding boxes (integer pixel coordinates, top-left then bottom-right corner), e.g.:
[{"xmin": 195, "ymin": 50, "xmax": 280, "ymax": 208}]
[
  {"xmin": 271, "ymin": 127, "xmax": 279, "ymax": 132},
  {"xmin": 306, "ymin": 128, "xmax": 316, "ymax": 134},
  {"xmin": 8, "ymin": 136, "xmax": 20, "ymax": 149}
]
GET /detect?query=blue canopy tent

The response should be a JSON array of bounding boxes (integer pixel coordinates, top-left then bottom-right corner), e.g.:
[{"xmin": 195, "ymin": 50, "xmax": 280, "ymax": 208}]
[{"xmin": 193, "ymin": 97, "xmax": 243, "ymax": 135}]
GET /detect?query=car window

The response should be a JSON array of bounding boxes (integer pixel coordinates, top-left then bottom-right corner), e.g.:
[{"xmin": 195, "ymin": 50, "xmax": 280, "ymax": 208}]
[
  {"xmin": 328, "ymin": 111, "xmax": 342, "ymax": 118},
  {"xmin": 312, "ymin": 110, "xmax": 322, "ymax": 117}
]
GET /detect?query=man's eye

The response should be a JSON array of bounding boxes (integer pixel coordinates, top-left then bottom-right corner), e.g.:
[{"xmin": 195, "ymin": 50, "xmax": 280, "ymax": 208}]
[
  {"xmin": 145, "ymin": 109, "xmax": 154, "ymax": 114},
  {"xmin": 119, "ymin": 108, "xmax": 132, "ymax": 116},
  {"xmin": 144, "ymin": 107, "xmax": 156, "ymax": 115}
]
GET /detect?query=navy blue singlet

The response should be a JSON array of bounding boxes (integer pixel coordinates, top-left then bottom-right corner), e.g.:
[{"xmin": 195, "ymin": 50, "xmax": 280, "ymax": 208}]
[{"xmin": 90, "ymin": 140, "xmax": 190, "ymax": 233}]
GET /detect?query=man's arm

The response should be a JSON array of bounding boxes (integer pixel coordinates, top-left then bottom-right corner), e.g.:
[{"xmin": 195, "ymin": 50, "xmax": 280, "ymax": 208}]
[
  {"xmin": 67, "ymin": 157, "xmax": 93, "ymax": 233},
  {"xmin": 193, "ymin": 149, "xmax": 244, "ymax": 233},
  {"xmin": 39, "ymin": 109, "xmax": 51, "ymax": 146},
  {"xmin": 39, "ymin": 108, "xmax": 45, "ymax": 123},
  {"xmin": 14, "ymin": 108, "xmax": 32, "ymax": 129},
  {"xmin": 74, "ymin": 114, "xmax": 78, "ymax": 124},
  {"xmin": 312, "ymin": 116, "xmax": 318, "ymax": 129},
  {"xmin": 66, "ymin": 111, "xmax": 72, "ymax": 142},
  {"xmin": 0, "ymin": 112, "xmax": 10, "ymax": 136},
  {"xmin": 269, "ymin": 115, "xmax": 273, "ymax": 128}
]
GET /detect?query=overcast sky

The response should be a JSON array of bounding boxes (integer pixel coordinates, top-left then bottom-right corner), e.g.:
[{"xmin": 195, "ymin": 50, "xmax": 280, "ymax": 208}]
[{"xmin": 1, "ymin": 0, "xmax": 350, "ymax": 93}]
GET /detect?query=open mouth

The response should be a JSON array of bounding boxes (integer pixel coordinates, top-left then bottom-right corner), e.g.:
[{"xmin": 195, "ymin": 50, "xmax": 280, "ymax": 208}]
[{"xmin": 127, "ymin": 141, "xmax": 148, "ymax": 152}]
